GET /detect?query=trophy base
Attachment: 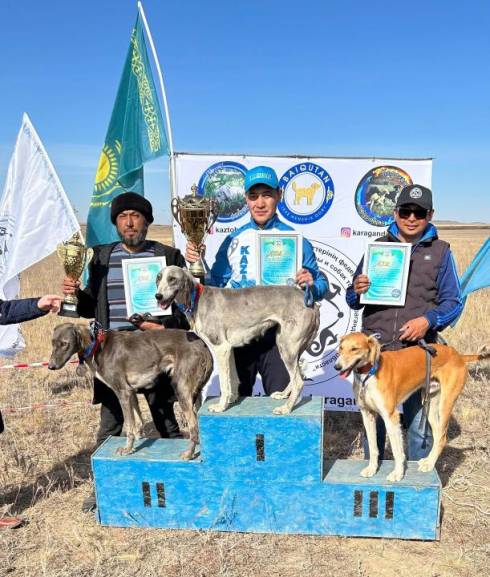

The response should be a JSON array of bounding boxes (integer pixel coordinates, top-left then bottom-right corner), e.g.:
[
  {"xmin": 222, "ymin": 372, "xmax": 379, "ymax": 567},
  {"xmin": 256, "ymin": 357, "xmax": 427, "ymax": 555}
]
[
  {"xmin": 58, "ymin": 303, "xmax": 80, "ymax": 318},
  {"xmin": 189, "ymin": 260, "xmax": 206, "ymax": 278}
]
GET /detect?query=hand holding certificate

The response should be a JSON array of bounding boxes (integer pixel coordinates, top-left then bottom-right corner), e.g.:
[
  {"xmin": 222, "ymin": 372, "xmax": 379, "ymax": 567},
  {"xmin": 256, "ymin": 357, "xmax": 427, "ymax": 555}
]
[
  {"xmin": 360, "ymin": 242, "xmax": 411, "ymax": 306},
  {"xmin": 256, "ymin": 231, "xmax": 303, "ymax": 286}
]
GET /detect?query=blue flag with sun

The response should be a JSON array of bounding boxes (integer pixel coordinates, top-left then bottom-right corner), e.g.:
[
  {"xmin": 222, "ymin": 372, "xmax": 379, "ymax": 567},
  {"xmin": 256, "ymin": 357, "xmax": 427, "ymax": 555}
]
[{"xmin": 86, "ymin": 13, "xmax": 168, "ymax": 247}]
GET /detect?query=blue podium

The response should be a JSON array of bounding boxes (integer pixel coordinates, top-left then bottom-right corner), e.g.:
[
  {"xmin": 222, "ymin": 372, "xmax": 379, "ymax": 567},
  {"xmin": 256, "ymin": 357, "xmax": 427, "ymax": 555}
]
[{"xmin": 92, "ymin": 397, "xmax": 441, "ymax": 540}]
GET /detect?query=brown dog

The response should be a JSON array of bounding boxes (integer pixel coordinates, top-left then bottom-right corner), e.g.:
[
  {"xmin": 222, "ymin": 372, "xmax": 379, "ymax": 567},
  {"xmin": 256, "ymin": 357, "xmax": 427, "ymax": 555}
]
[
  {"xmin": 335, "ymin": 332, "xmax": 489, "ymax": 481},
  {"xmin": 48, "ymin": 323, "xmax": 213, "ymax": 459}
]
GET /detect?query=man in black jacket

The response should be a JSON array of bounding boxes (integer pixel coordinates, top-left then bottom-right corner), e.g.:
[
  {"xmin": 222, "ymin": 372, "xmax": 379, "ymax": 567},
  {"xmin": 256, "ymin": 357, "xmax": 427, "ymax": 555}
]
[{"xmin": 62, "ymin": 194, "xmax": 188, "ymax": 510}]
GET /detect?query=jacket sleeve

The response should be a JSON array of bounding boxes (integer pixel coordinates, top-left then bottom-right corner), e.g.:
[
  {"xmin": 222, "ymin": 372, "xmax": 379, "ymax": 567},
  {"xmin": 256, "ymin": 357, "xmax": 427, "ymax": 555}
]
[
  {"xmin": 345, "ymin": 258, "xmax": 364, "ymax": 310},
  {"xmin": 0, "ymin": 298, "xmax": 47, "ymax": 325},
  {"xmin": 302, "ymin": 238, "xmax": 328, "ymax": 301},
  {"xmin": 75, "ymin": 255, "xmax": 99, "ymax": 318},
  {"xmin": 207, "ymin": 236, "xmax": 233, "ymax": 288},
  {"xmin": 423, "ymin": 248, "xmax": 463, "ymax": 330}
]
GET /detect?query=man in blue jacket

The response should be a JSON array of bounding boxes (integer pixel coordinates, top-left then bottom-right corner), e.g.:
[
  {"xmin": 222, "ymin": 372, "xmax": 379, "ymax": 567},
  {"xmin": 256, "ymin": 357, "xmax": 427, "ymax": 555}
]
[
  {"xmin": 186, "ymin": 165, "xmax": 328, "ymax": 396},
  {"xmin": 0, "ymin": 294, "xmax": 61, "ymax": 529},
  {"xmin": 346, "ymin": 184, "xmax": 463, "ymax": 462}
]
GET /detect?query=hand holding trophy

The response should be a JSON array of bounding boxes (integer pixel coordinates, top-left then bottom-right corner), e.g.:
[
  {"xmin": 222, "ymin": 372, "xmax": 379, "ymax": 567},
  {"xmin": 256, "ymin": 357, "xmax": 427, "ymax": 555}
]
[
  {"xmin": 172, "ymin": 184, "xmax": 218, "ymax": 277},
  {"xmin": 57, "ymin": 232, "xmax": 93, "ymax": 317}
]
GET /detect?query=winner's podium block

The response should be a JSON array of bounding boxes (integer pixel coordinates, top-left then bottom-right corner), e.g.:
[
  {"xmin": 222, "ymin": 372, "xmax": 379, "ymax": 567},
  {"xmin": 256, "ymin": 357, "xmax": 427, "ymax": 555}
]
[{"xmin": 92, "ymin": 396, "xmax": 441, "ymax": 540}]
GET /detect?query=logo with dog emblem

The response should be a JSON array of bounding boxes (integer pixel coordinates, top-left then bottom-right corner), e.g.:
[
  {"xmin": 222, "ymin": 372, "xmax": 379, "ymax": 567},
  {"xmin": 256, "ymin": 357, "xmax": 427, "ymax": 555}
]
[
  {"xmin": 355, "ymin": 166, "xmax": 412, "ymax": 227},
  {"xmin": 278, "ymin": 163, "xmax": 334, "ymax": 224},
  {"xmin": 198, "ymin": 161, "xmax": 248, "ymax": 223},
  {"xmin": 410, "ymin": 187, "xmax": 423, "ymax": 199}
]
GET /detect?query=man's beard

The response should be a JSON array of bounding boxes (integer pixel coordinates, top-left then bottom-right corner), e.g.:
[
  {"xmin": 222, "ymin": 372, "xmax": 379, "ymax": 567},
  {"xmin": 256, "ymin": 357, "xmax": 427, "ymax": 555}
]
[{"xmin": 118, "ymin": 229, "xmax": 147, "ymax": 248}]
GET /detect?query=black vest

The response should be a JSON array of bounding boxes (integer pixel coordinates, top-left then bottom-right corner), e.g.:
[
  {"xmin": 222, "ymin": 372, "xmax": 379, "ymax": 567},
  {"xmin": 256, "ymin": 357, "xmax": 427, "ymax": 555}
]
[{"xmin": 362, "ymin": 233, "xmax": 449, "ymax": 350}]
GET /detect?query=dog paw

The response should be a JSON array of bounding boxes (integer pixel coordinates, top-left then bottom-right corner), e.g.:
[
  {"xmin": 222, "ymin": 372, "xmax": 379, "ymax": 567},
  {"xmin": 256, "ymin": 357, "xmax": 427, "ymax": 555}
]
[
  {"xmin": 179, "ymin": 450, "xmax": 194, "ymax": 461},
  {"xmin": 208, "ymin": 403, "xmax": 227, "ymax": 413},
  {"xmin": 273, "ymin": 404, "xmax": 291, "ymax": 415},
  {"xmin": 360, "ymin": 465, "xmax": 377, "ymax": 478},
  {"xmin": 386, "ymin": 469, "xmax": 404, "ymax": 482},
  {"xmin": 271, "ymin": 391, "xmax": 288, "ymax": 400},
  {"xmin": 116, "ymin": 446, "xmax": 134, "ymax": 456},
  {"xmin": 417, "ymin": 458, "xmax": 434, "ymax": 472}
]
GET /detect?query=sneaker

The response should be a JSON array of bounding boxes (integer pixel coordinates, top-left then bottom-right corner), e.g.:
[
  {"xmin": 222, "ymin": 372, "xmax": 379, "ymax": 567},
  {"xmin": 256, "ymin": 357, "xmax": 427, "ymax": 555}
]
[
  {"xmin": 0, "ymin": 516, "xmax": 24, "ymax": 529},
  {"xmin": 81, "ymin": 493, "xmax": 97, "ymax": 513}
]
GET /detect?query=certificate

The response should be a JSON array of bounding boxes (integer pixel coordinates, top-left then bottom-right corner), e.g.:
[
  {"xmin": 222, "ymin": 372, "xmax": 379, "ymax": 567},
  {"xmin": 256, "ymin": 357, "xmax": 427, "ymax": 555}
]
[
  {"xmin": 122, "ymin": 256, "xmax": 170, "ymax": 317},
  {"xmin": 256, "ymin": 231, "xmax": 303, "ymax": 286},
  {"xmin": 360, "ymin": 242, "xmax": 411, "ymax": 306}
]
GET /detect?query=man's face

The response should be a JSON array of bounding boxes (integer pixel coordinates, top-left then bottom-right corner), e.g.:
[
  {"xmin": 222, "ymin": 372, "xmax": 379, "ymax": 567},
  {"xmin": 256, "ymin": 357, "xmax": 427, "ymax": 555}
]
[
  {"xmin": 245, "ymin": 184, "xmax": 282, "ymax": 227},
  {"xmin": 116, "ymin": 210, "xmax": 148, "ymax": 247},
  {"xmin": 394, "ymin": 204, "xmax": 433, "ymax": 242}
]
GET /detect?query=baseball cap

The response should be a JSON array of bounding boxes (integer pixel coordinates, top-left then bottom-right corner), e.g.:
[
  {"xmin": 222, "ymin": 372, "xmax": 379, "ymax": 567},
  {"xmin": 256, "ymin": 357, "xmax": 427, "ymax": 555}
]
[
  {"xmin": 244, "ymin": 166, "xmax": 279, "ymax": 193},
  {"xmin": 396, "ymin": 184, "xmax": 433, "ymax": 211}
]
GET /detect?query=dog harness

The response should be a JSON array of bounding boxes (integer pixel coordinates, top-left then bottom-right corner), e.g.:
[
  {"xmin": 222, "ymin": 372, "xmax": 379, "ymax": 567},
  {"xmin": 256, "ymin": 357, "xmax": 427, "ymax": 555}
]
[{"xmin": 78, "ymin": 321, "xmax": 107, "ymax": 366}]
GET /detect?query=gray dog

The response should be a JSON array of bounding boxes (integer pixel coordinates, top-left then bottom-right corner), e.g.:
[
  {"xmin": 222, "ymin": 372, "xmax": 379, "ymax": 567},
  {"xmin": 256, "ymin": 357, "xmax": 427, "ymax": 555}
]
[
  {"xmin": 155, "ymin": 266, "xmax": 320, "ymax": 414},
  {"xmin": 48, "ymin": 323, "xmax": 213, "ymax": 459}
]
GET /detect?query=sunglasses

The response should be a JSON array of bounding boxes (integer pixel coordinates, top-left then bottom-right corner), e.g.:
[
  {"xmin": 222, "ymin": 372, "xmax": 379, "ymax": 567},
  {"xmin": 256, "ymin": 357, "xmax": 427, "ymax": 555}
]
[{"xmin": 397, "ymin": 207, "xmax": 429, "ymax": 220}]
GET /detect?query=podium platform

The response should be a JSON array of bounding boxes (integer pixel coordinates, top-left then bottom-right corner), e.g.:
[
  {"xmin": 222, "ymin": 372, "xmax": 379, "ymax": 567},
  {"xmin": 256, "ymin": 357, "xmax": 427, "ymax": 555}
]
[{"xmin": 92, "ymin": 397, "xmax": 441, "ymax": 540}]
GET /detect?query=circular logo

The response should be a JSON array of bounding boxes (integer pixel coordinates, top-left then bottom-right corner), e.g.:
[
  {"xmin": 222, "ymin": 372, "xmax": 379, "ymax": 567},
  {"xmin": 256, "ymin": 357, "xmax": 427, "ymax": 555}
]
[
  {"xmin": 391, "ymin": 289, "xmax": 401, "ymax": 298},
  {"xmin": 410, "ymin": 187, "xmax": 422, "ymax": 199},
  {"xmin": 355, "ymin": 166, "xmax": 412, "ymax": 227},
  {"xmin": 197, "ymin": 161, "xmax": 248, "ymax": 223},
  {"xmin": 278, "ymin": 163, "xmax": 334, "ymax": 224}
]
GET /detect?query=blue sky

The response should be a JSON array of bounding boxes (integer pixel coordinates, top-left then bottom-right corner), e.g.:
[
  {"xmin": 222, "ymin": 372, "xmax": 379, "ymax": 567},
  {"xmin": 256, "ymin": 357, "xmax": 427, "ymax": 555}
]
[{"xmin": 1, "ymin": 0, "xmax": 489, "ymax": 223}]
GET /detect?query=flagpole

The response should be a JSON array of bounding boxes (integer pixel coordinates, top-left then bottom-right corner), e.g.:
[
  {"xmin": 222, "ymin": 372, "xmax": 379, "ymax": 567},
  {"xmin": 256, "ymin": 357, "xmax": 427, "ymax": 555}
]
[{"xmin": 137, "ymin": 1, "xmax": 178, "ymax": 199}]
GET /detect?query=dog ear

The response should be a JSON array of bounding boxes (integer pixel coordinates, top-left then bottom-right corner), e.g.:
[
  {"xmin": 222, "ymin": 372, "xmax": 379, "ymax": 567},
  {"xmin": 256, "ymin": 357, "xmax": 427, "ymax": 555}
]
[{"xmin": 367, "ymin": 336, "xmax": 381, "ymax": 365}]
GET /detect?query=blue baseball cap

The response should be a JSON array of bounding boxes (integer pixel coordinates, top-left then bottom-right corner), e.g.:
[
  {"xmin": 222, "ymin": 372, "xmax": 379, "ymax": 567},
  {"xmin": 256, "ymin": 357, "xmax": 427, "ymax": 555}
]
[{"xmin": 244, "ymin": 166, "xmax": 279, "ymax": 193}]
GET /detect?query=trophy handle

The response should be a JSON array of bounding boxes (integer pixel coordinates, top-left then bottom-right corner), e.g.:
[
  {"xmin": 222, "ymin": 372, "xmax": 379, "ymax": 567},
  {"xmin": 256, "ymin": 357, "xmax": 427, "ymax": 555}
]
[{"xmin": 171, "ymin": 198, "xmax": 183, "ymax": 228}]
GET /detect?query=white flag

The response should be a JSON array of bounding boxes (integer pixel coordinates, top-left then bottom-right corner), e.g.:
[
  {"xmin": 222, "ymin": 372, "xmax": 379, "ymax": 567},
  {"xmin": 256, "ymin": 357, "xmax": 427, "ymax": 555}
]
[{"xmin": 0, "ymin": 114, "xmax": 80, "ymax": 357}]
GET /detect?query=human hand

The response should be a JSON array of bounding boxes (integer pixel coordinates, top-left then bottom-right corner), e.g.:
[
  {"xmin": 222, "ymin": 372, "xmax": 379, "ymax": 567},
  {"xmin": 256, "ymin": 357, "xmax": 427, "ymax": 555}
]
[
  {"xmin": 296, "ymin": 268, "xmax": 314, "ymax": 288},
  {"xmin": 139, "ymin": 321, "xmax": 165, "ymax": 331},
  {"xmin": 399, "ymin": 316, "xmax": 430, "ymax": 341},
  {"xmin": 185, "ymin": 241, "xmax": 205, "ymax": 264},
  {"xmin": 37, "ymin": 295, "xmax": 63, "ymax": 313},
  {"xmin": 128, "ymin": 313, "xmax": 165, "ymax": 331},
  {"xmin": 353, "ymin": 274, "xmax": 370, "ymax": 295},
  {"xmin": 61, "ymin": 276, "xmax": 80, "ymax": 295}
]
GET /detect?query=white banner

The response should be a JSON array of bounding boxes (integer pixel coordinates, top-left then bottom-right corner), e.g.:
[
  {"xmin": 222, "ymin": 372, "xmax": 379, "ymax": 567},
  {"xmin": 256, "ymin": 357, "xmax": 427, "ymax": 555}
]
[
  {"xmin": 0, "ymin": 114, "xmax": 80, "ymax": 357},
  {"xmin": 173, "ymin": 153, "xmax": 432, "ymax": 410}
]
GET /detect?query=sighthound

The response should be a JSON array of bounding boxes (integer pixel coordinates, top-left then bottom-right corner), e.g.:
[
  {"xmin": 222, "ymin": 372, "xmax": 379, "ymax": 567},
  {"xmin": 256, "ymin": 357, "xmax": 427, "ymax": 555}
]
[
  {"xmin": 335, "ymin": 332, "xmax": 490, "ymax": 481},
  {"xmin": 48, "ymin": 323, "xmax": 213, "ymax": 459},
  {"xmin": 155, "ymin": 266, "xmax": 320, "ymax": 415}
]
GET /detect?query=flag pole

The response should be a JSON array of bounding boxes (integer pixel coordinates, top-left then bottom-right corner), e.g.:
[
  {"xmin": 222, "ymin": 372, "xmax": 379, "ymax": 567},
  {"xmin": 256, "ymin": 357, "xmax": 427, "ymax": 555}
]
[{"xmin": 137, "ymin": 1, "xmax": 178, "ymax": 199}]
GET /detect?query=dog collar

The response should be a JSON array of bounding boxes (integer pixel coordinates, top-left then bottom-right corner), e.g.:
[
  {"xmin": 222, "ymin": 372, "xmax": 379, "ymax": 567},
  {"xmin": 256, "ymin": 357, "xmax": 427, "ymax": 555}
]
[
  {"xmin": 177, "ymin": 282, "xmax": 204, "ymax": 315},
  {"xmin": 78, "ymin": 322, "xmax": 107, "ymax": 365},
  {"xmin": 356, "ymin": 360, "xmax": 379, "ymax": 388}
]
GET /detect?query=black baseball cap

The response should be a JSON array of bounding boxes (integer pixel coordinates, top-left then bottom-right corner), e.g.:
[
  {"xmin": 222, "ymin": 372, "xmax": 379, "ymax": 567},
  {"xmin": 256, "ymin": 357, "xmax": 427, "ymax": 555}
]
[{"xmin": 396, "ymin": 184, "xmax": 433, "ymax": 211}]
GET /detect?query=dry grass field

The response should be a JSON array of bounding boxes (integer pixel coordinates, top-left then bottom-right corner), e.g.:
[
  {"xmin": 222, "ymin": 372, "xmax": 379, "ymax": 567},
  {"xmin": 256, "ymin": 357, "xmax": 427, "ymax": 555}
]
[{"xmin": 1, "ymin": 225, "xmax": 489, "ymax": 577}]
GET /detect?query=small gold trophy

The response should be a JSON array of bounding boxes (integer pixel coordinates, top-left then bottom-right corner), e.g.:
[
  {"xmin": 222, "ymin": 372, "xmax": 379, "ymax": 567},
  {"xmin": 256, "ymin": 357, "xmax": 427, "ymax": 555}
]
[
  {"xmin": 57, "ymin": 232, "xmax": 93, "ymax": 318},
  {"xmin": 172, "ymin": 184, "xmax": 218, "ymax": 277}
]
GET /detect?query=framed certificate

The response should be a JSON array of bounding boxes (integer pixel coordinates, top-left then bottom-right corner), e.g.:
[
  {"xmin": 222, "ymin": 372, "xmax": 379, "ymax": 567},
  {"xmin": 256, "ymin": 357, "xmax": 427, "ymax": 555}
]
[
  {"xmin": 256, "ymin": 231, "xmax": 303, "ymax": 286},
  {"xmin": 360, "ymin": 242, "xmax": 411, "ymax": 306},
  {"xmin": 122, "ymin": 256, "xmax": 170, "ymax": 317}
]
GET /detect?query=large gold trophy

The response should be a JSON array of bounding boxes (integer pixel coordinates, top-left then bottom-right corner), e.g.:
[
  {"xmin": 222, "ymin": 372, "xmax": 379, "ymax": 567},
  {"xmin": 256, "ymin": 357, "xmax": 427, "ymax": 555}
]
[
  {"xmin": 172, "ymin": 184, "xmax": 218, "ymax": 277},
  {"xmin": 57, "ymin": 232, "xmax": 93, "ymax": 318}
]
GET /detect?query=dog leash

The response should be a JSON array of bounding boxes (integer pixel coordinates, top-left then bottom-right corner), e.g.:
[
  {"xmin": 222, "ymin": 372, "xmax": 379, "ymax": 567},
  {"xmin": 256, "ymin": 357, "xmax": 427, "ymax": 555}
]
[
  {"xmin": 303, "ymin": 285, "xmax": 314, "ymax": 307},
  {"xmin": 417, "ymin": 339, "xmax": 437, "ymax": 432}
]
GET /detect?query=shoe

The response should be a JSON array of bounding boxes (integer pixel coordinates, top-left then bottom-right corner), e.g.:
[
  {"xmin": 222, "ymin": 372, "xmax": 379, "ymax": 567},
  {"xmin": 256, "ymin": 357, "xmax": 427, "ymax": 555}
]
[
  {"xmin": 81, "ymin": 493, "xmax": 97, "ymax": 513},
  {"xmin": 0, "ymin": 516, "xmax": 24, "ymax": 529}
]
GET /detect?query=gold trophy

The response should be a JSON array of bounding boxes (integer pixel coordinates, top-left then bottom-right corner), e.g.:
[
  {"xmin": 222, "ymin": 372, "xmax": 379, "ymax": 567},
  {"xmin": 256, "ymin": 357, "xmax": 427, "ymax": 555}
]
[
  {"xmin": 57, "ymin": 232, "xmax": 93, "ymax": 318},
  {"xmin": 172, "ymin": 184, "xmax": 218, "ymax": 277}
]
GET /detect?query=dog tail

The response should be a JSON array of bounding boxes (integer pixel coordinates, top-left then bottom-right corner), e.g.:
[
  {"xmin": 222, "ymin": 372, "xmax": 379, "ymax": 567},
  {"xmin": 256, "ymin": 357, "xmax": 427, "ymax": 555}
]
[{"xmin": 462, "ymin": 344, "xmax": 490, "ymax": 363}]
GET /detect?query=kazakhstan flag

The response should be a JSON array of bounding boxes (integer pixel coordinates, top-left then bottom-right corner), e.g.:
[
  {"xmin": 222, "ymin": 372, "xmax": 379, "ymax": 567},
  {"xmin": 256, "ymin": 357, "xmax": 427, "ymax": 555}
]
[{"xmin": 86, "ymin": 13, "xmax": 168, "ymax": 247}]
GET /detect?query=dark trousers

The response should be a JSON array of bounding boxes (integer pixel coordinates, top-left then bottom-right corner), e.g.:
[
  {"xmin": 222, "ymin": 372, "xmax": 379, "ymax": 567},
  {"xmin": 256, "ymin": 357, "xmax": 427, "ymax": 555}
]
[
  {"xmin": 93, "ymin": 375, "xmax": 181, "ymax": 446},
  {"xmin": 233, "ymin": 327, "xmax": 290, "ymax": 396}
]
